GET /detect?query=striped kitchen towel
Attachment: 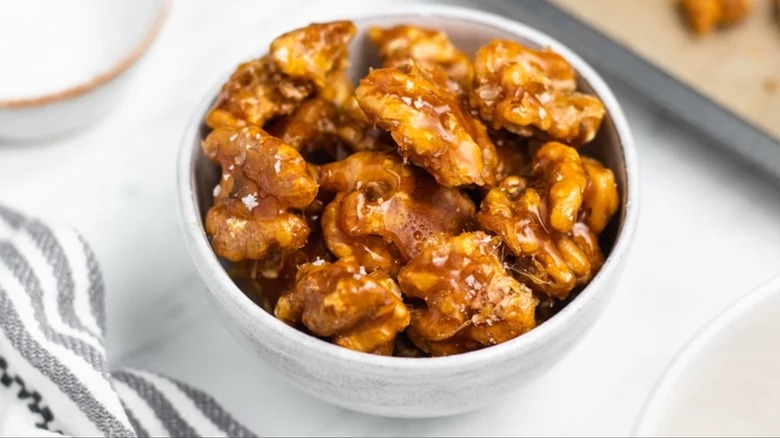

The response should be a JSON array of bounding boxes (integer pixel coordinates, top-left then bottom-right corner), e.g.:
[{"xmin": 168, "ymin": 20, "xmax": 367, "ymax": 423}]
[{"xmin": 0, "ymin": 205, "xmax": 255, "ymax": 437}]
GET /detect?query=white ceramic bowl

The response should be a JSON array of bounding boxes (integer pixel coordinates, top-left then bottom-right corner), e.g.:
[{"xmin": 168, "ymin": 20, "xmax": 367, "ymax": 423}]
[
  {"xmin": 0, "ymin": 0, "xmax": 168, "ymax": 141},
  {"xmin": 634, "ymin": 275, "xmax": 780, "ymax": 436},
  {"xmin": 177, "ymin": 5, "xmax": 639, "ymax": 418}
]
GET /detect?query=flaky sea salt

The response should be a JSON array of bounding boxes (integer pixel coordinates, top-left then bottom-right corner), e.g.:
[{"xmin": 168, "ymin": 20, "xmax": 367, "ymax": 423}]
[
  {"xmin": 213, "ymin": 185, "xmax": 222, "ymax": 197},
  {"xmin": 241, "ymin": 193, "xmax": 259, "ymax": 211},
  {"xmin": 537, "ymin": 92, "xmax": 552, "ymax": 104},
  {"xmin": 434, "ymin": 104, "xmax": 450, "ymax": 114},
  {"xmin": 401, "ymin": 96, "xmax": 412, "ymax": 105},
  {"xmin": 274, "ymin": 46, "xmax": 289, "ymax": 64},
  {"xmin": 432, "ymin": 254, "xmax": 448, "ymax": 267}
]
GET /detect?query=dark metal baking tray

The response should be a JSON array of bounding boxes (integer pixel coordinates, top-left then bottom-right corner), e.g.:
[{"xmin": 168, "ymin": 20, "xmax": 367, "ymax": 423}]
[{"xmin": 461, "ymin": 0, "xmax": 780, "ymax": 180}]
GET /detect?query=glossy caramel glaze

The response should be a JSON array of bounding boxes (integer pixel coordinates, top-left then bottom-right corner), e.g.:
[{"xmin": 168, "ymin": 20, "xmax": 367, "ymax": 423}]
[
  {"xmin": 398, "ymin": 232, "xmax": 538, "ymax": 356},
  {"xmin": 470, "ymin": 40, "xmax": 605, "ymax": 146},
  {"xmin": 203, "ymin": 125, "xmax": 318, "ymax": 262},
  {"xmin": 275, "ymin": 257, "xmax": 410, "ymax": 355},
  {"xmin": 207, "ymin": 21, "xmax": 356, "ymax": 129},
  {"xmin": 356, "ymin": 64, "xmax": 498, "ymax": 187},
  {"xmin": 202, "ymin": 21, "xmax": 618, "ymax": 356},
  {"xmin": 369, "ymin": 24, "xmax": 474, "ymax": 96},
  {"xmin": 320, "ymin": 152, "xmax": 476, "ymax": 263}
]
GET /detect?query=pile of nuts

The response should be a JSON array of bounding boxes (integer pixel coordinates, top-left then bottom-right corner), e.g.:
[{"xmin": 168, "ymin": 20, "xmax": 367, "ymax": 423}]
[{"xmin": 201, "ymin": 21, "xmax": 619, "ymax": 356}]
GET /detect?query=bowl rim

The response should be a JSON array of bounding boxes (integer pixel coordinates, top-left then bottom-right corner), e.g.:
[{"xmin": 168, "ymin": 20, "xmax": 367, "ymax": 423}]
[
  {"xmin": 0, "ymin": 0, "xmax": 170, "ymax": 109},
  {"xmin": 177, "ymin": 4, "xmax": 640, "ymax": 372}
]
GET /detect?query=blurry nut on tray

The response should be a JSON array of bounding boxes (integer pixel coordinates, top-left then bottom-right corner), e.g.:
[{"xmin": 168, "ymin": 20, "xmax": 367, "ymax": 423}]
[
  {"xmin": 201, "ymin": 20, "xmax": 620, "ymax": 357},
  {"xmin": 677, "ymin": 0, "xmax": 752, "ymax": 35}
]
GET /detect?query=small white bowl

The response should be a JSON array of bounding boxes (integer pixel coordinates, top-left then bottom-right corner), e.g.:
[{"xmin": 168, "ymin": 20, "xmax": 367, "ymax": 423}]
[
  {"xmin": 178, "ymin": 5, "xmax": 639, "ymax": 418},
  {"xmin": 0, "ymin": 0, "xmax": 169, "ymax": 142}
]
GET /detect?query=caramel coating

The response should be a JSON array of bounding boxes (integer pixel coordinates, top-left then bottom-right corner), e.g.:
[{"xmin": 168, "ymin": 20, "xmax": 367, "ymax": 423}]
[
  {"xmin": 533, "ymin": 141, "xmax": 587, "ymax": 233},
  {"xmin": 321, "ymin": 193, "xmax": 403, "ymax": 275},
  {"xmin": 477, "ymin": 179, "xmax": 602, "ymax": 299},
  {"xmin": 320, "ymin": 152, "xmax": 476, "ymax": 263},
  {"xmin": 581, "ymin": 157, "xmax": 619, "ymax": 234},
  {"xmin": 275, "ymin": 257, "xmax": 410, "ymax": 355},
  {"xmin": 270, "ymin": 21, "xmax": 357, "ymax": 88},
  {"xmin": 273, "ymin": 98, "xmax": 387, "ymax": 156},
  {"xmin": 203, "ymin": 22, "xmax": 620, "ymax": 357},
  {"xmin": 492, "ymin": 130, "xmax": 531, "ymax": 182},
  {"xmin": 274, "ymin": 98, "xmax": 342, "ymax": 155},
  {"xmin": 398, "ymin": 232, "xmax": 538, "ymax": 356},
  {"xmin": 679, "ymin": 0, "xmax": 752, "ymax": 34},
  {"xmin": 470, "ymin": 40, "xmax": 605, "ymax": 146},
  {"xmin": 203, "ymin": 126, "xmax": 318, "ymax": 261},
  {"xmin": 206, "ymin": 21, "xmax": 356, "ymax": 129},
  {"xmin": 206, "ymin": 56, "xmax": 313, "ymax": 129},
  {"xmin": 369, "ymin": 25, "xmax": 474, "ymax": 95},
  {"xmin": 319, "ymin": 67, "xmax": 354, "ymax": 108},
  {"xmin": 356, "ymin": 64, "xmax": 498, "ymax": 187},
  {"xmin": 231, "ymin": 198, "xmax": 334, "ymax": 313}
]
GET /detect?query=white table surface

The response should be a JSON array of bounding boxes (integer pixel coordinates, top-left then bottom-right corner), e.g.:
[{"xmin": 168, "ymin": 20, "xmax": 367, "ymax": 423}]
[{"xmin": 2, "ymin": 1, "xmax": 780, "ymax": 436}]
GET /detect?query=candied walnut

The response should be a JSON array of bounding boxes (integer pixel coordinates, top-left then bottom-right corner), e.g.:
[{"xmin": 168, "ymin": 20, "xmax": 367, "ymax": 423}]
[
  {"xmin": 477, "ymin": 179, "xmax": 602, "ymax": 299},
  {"xmin": 491, "ymin": 130, "xmax": 531, "ymax": 182},
  {"xmin": 356, "ymin": 64, "xmax": 498, "ymax": 187},
  {"xmin": 472, "ymin": 39, "xmax": 576, "ymax": 95},
  {"xmin": 533, "ymin": 141, "xmax": 587, "ymax": 233},
  {"xmin": 369, "ymin": 25, "xmax": 473, "ymax": 95},
  {"xmin": 470, "ymin": 40, "xmax": 605, "ymax": 146},
  {"xmin": 206, "ymin": 57, "xmax": 313, "ymax": 129},
  {"xmin": 321, "ymin": 194, "xmax": 403, "ymax": 275},
  {"xmin": 275, "ymin": 257, "xmax": 410, "ymax": 355},
  {"xmin": 273, "ymin": 98, "xmax": 342, "ymax": 155},
  {"xmin": 678, "ymin": 0, "xmax": 752, "ymax": 34},
  {"xmin": 397, "ymin": 232, "xmax": 537, "ymax": 356},
  {"xmin": 206, "ymin": 21, "xmax": 356, "ymax": 129},
  {"xmin": 203, "ymin": 126, "xmax": 318, "ymax": 262},
  {"xmin": 231, "ymin": 198, "xmax": 334, "ymax": 313},
  {"xmin": 581, "ymin": 157, "xmax": 619, "ymax": 234},
  {"xmin": 270, "ymin": 21, "xmax": 356, "ymax": 88},
  {"xmin": 272, "ymin": 98, "xmax": 388, "ymax": 156},
  {"xmin": 319, "ymin": 63, "xmax": 354, "ymax": 108},
  {"xmin": 331, "ymin": 95, "xmax": 393, "ymax": 153},
  {"xmin": 335, "ymin": 113, "xmax": 389, "ymax": 152},
  {"xmin": 319, "ymin": 152, "xmax": 476, "ymax": 265}
]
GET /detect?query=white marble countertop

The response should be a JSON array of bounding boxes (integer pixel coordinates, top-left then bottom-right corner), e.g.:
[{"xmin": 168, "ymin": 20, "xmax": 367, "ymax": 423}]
[{"xmin": 2, "ymin": 1, "xmax": 780, "ymax": 435}]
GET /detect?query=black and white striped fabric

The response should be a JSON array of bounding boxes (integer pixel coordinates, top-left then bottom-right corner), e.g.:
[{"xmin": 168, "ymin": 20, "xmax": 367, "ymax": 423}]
[{"xmin": 0, "ymin": 205, "xmax": 255, "ymax": 437}]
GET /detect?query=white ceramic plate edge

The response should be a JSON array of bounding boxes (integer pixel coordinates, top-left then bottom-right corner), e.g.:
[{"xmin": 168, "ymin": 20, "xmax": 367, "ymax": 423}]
[{"xmin": 633, "ymin": 274, "xmax": 780, "ymax": 436}]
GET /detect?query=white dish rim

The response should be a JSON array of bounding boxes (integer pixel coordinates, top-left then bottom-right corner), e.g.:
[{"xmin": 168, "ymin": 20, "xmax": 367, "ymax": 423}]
[
  {"xmin": 633, "ymin": 274, "xmax": 780, "ymax": 436},
  {"xmin": 0, "ymin": 0, "xmax": 170, "ymax": 109}
]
